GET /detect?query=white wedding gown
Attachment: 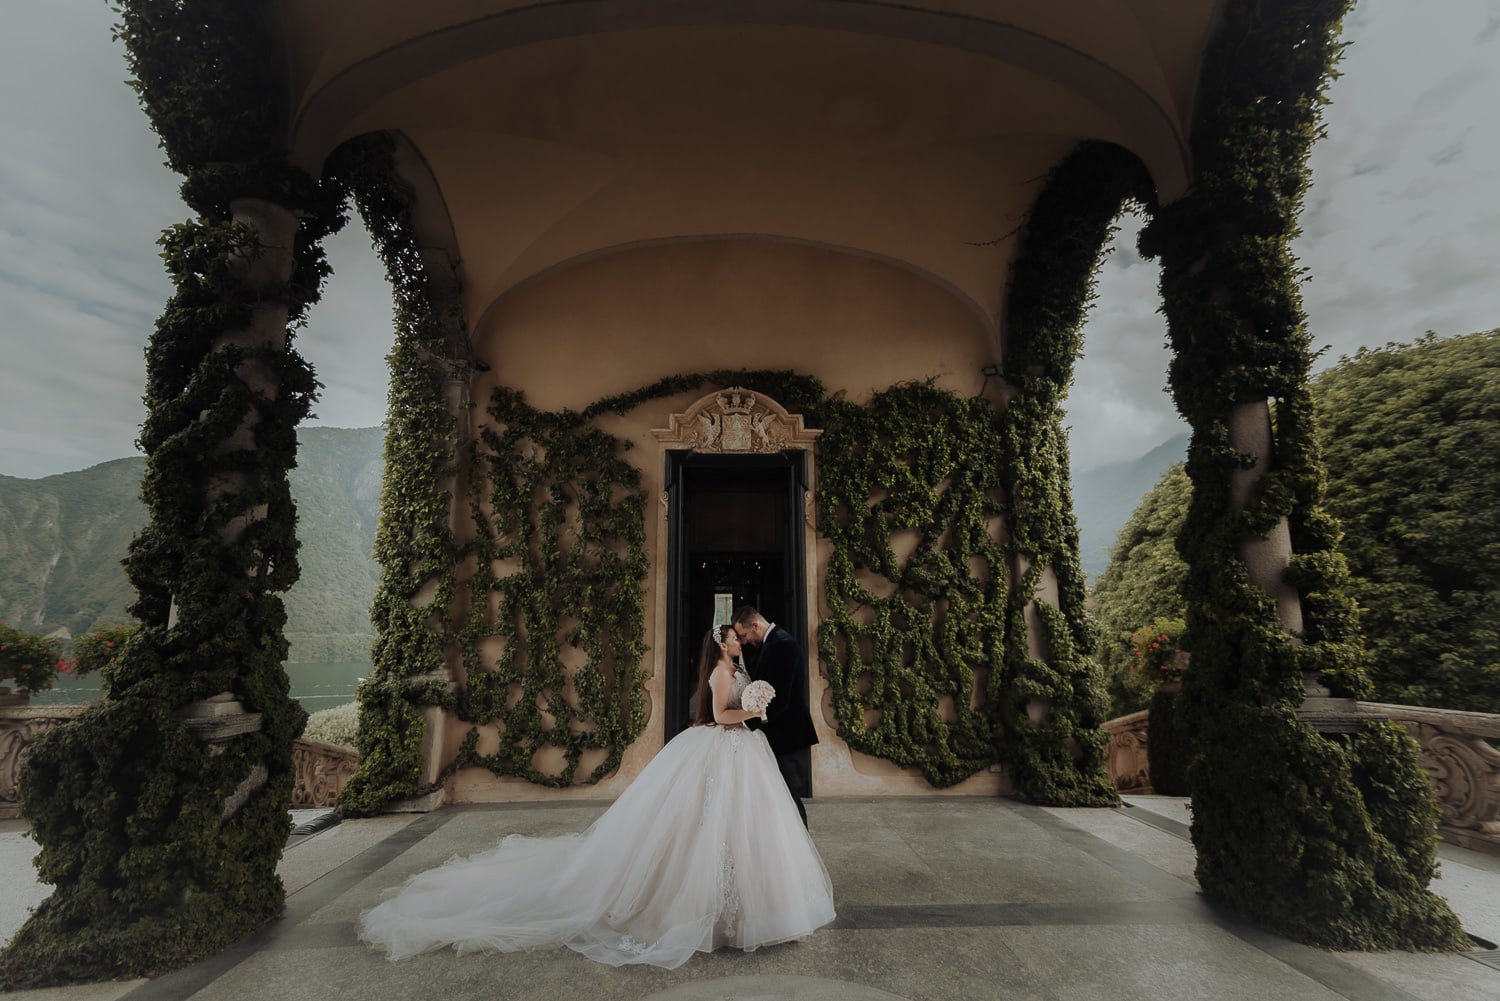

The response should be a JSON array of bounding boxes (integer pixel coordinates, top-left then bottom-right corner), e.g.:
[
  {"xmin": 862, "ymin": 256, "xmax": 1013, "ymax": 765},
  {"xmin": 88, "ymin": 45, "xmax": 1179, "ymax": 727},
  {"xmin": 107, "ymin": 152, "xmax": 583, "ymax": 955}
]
[{"xmin": 358, "ymin": 669, "xmax": 836, "ymax": 969}]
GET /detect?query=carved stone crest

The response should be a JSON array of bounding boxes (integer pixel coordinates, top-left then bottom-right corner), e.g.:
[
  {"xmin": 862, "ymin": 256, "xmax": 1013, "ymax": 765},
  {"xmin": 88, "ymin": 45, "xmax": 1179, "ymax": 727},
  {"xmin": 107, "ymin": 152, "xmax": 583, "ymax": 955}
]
[{"xmin": 653, "ymin": 387, "xmax": 821, "ymax": 454}]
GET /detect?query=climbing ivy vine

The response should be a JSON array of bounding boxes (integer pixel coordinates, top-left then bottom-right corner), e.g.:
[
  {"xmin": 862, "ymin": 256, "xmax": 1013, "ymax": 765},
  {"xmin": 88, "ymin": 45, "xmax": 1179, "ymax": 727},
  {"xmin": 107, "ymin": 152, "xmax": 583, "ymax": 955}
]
[
  {"xmin": 1139, "ymin": 0, "xmax": 1464, "ymax": 949},
  {"xmin": 806, "ymin": 143, "xmax": 1158, "ymax": 801},
  {"xmin": 342, "ymin": 361, "xmax": 1113, "ymax": 802},
  {"xmin": 454, "ymin": 386, "xmax": 651, "ymax": 786},
  {"xmin": 815, "ymin": 385, "xmax": 1009, "ymax": 787}
]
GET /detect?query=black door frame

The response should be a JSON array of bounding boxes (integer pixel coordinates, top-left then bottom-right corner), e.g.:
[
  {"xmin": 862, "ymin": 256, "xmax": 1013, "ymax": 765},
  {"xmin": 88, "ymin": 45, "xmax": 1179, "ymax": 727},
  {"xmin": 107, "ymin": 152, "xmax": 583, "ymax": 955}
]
[{"xmin": 663, "ymin": 449, "xmax": 810, "ymax": 743}]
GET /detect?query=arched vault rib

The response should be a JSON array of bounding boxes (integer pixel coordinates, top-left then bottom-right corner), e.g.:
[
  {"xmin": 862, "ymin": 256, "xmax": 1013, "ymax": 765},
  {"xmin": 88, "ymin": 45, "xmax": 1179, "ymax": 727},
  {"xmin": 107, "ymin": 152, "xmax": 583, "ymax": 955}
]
[
  {"xmin": 470, "ymin": 232, "xmax": 1000, "ymax": 355},
  {"xmin": 291, "ymin": 0, "xmax": 1191, "ymax": 199},
  {"xmin": 337, "ymin": 129, "xmax": 474, "ymax": 364}
]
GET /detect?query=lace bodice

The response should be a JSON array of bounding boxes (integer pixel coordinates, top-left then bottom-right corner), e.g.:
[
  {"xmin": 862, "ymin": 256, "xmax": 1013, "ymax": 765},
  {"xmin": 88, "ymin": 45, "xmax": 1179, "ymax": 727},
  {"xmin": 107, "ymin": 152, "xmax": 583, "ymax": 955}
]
[{"xmin": 724, "ymin": 667, "xmax": 750, "ymax": 709}]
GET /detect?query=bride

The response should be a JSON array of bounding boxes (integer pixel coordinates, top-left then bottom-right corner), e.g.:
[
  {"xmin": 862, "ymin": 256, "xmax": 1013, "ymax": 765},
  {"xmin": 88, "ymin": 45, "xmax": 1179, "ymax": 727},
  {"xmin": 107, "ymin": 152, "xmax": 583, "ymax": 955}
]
[{"xmin": 358, "ymin": 624, "xmax": 836, "ymax": 969}]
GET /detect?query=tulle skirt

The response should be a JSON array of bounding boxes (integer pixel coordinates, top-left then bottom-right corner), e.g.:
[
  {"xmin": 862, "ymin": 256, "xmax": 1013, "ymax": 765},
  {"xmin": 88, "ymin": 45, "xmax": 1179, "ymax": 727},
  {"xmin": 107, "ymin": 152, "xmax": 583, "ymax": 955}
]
[{"xmin": 358, "ymin": 724, "xmax": 836, "ymax": 969}]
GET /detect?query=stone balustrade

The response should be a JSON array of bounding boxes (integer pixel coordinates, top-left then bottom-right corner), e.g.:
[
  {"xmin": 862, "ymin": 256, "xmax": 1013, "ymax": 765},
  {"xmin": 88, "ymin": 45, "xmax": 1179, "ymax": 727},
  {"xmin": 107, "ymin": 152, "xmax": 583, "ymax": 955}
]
[
  {"xmin": 291, "ymin": 738, "xmax": 359, "ymax": 808},
  {"xmin": 1103, "ymin": 702, "xmax": 1500, "ymax": 856},
  {"xmin": 1103, "ymin": 709, "xmax": 1153, "ymax": 794},
  {"xmin": 1360, "ymin": 702, "xmax": 1500, "ymax": 855},
  {"xmin": 0, "ymin": 700, "xmax": 357, "ymax": 818},
  {"xmin": 0, "ymin": 703, "xmax": 86, "ymax": 820}
]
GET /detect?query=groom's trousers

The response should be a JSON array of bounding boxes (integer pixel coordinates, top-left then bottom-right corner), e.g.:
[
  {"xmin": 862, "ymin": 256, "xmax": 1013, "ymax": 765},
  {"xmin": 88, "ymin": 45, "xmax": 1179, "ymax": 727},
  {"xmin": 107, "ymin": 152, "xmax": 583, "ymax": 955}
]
[{"xmin": 775, "ymin": 749, "xmax": 811, "ymax": 828}]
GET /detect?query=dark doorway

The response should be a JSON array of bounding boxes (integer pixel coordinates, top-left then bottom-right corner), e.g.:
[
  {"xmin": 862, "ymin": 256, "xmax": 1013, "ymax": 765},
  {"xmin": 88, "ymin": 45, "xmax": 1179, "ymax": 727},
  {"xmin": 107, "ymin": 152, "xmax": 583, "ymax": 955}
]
[{"xmin": 664, "ymin": 451, "xmax": 810, "ymax": 783}]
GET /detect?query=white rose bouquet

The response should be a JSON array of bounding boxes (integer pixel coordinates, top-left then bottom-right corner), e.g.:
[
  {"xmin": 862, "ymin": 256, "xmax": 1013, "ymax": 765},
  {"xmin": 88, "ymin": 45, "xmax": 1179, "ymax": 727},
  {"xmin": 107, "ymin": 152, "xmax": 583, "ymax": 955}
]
[{"xmin": 740, "ymin": 679, "xmax": 775, "ymax": 720}]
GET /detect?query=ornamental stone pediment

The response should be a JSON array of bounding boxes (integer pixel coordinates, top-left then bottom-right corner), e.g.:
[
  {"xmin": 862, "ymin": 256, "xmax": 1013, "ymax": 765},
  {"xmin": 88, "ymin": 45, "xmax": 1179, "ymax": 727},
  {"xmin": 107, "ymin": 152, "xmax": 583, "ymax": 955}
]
[{"xmin": 652, "ymin": 387, "xmax": 821, "ymax": 453}]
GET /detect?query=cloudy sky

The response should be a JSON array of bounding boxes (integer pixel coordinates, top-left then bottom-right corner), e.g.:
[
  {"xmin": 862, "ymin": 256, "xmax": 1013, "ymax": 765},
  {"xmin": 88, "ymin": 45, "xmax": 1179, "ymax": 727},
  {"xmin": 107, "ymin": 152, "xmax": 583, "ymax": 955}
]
[
  {"xmin": 2, "ymin": 0, "xmax": 1498, "ymax": 480},
  {"xmin": 1070, "ymin": 0, "xmax": 1500, "ymax": 468}
]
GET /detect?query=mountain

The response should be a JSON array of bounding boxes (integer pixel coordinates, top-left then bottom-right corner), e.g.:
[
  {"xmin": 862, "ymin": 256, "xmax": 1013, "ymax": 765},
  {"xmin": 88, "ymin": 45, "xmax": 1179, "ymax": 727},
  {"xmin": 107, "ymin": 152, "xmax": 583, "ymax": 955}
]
[
  {"xmin": 280, "ymin": 427, "xmax": 385, "ymax": 662},
  {"xmin": 1072, "ymin": 433, "xmax": 1190, "ymax": 581},
  {"xmin": 0, "ymin": 427, "xmax": 384, "ymax": 663},
  {"xmin": 0, "ymin": 457, "xmax": 148, "ymax": 639}
]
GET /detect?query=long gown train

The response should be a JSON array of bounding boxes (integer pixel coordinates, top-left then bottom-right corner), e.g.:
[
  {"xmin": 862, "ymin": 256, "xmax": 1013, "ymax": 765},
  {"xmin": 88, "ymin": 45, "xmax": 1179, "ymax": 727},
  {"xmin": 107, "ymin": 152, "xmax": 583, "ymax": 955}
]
[{"xmin": 358, "ymin": 719, "xmax": 835, "ymax": 969}]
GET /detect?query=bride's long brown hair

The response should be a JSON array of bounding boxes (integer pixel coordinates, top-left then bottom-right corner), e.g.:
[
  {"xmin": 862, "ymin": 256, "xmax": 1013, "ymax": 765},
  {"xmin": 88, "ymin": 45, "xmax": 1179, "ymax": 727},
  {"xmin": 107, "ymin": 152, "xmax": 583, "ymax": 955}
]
[{"xmin": 694, "ymin": 624, "xmax": 735, "ymax": 725}]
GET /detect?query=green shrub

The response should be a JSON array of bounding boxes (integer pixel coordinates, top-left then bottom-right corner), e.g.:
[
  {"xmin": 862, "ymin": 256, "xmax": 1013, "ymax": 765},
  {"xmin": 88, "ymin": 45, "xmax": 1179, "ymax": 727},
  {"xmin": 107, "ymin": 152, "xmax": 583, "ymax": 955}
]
[
  {"xmin": 302, "ymin": 701, "xmax": 359, "ymax": 749},
  {"xmin": 0, "ymin": 622, "xmax": 66, "ymax": 695},
  {"xmin": 70, "ymin": 625, "xmax": 138, "ymax": 683}
]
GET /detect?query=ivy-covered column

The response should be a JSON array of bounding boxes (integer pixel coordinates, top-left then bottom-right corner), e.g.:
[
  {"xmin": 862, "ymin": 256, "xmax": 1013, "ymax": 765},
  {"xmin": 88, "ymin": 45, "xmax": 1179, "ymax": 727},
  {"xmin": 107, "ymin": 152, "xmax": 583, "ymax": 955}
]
[
  {"xmin": 331, "ymin": 134, "xmax": 470, "ymax": 815},
  {"xmin": 1139, "ymin": 0, "xmax": 1465, "ymax": 949},
  {"xmin": 0, "ymin": 2, "xmax": 348, "ymax": 988},
  {"xmin": 995, "ymin": 142, "xmax": 1153, "ymax": 806}
]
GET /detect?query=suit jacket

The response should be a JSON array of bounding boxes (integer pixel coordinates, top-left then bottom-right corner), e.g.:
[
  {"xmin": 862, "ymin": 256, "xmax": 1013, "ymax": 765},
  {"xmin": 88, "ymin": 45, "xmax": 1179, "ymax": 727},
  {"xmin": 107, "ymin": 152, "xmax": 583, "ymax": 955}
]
[{"xmin": 746, "ymin": 624, "xmax": 819, "ymax": 755}]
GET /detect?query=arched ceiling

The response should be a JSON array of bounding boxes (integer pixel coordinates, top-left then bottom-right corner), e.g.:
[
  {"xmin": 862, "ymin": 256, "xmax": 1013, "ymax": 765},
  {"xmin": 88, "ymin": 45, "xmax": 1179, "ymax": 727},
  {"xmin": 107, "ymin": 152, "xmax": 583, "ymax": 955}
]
[{"xmin": 272, "ymin": 0, "xmax": 1223, "ymax": 334}]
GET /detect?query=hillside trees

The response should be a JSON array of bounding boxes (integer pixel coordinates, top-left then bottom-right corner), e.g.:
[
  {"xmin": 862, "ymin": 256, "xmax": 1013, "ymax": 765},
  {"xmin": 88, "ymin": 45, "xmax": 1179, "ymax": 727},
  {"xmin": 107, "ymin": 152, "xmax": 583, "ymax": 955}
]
[
  {"xmin": 1313, "ymin": 330, "xmax": 1500, "ymax": 712},
  {"xmin": 1092, "ymin": 464, "xmax": 1191, "ymax": 714},
  {"xmin": 1092, "ymin": 330, "xmax": 1500, "ymax": 715},
  {"xmin": 0, "ymin": 428, "xmax": 382, "ymax": 664}
]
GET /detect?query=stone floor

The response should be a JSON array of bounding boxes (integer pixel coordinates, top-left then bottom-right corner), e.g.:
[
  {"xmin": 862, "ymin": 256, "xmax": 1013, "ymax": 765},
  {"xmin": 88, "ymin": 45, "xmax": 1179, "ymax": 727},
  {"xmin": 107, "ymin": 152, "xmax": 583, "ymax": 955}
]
[{"xmin": 3, "ymin": 796, "xmax": 1499, "ymax": 1001}]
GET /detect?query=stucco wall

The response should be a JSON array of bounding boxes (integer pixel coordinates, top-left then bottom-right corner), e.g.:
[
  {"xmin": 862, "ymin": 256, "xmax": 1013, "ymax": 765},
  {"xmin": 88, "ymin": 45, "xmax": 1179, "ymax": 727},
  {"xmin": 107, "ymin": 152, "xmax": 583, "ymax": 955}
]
[
  {"xmin": 445, "ymin": 238, "xmax": 1011, "ymax": 801},
  {"xmin": 473, "ymin": 237, "xmax": 997, "ymax": 410}
]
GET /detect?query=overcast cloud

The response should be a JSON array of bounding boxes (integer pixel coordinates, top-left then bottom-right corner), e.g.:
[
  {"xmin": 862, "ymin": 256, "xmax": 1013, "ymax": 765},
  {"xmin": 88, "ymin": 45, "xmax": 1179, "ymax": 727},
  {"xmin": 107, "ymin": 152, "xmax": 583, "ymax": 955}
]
[
  {"xmin": 2, "ymin": 0, "xmax": 1498, "ymax": 480},
  {"xmin": 1068, "ymin": 0, "xmax": 1500, "ymax": 470},
  {"xmin": 0, "ymin": 0, "xmax": 392, "ymax": 479}
]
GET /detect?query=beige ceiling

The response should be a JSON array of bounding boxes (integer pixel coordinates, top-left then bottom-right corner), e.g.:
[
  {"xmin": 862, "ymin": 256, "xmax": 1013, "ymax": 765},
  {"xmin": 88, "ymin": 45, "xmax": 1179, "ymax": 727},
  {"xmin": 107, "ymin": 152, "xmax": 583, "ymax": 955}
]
[{"xmin": 272, "ymin": 0, "xmax": 1222, "ymax": 332}]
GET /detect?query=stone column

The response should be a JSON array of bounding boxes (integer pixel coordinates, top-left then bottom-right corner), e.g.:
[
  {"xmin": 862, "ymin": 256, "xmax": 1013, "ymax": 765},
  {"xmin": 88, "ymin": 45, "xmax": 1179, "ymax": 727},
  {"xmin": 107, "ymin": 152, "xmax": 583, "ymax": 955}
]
[{"xmin": 1225, "ymin": 399, "xmax": 1304, "ymax": 636}]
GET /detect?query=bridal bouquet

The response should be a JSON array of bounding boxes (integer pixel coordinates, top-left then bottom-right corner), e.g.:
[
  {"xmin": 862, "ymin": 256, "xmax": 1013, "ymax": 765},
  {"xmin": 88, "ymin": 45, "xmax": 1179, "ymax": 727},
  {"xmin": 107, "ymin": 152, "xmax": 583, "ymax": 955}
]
[{"xmin": 740, "ymin": 679, "xmax": 775, "ymax": 720}]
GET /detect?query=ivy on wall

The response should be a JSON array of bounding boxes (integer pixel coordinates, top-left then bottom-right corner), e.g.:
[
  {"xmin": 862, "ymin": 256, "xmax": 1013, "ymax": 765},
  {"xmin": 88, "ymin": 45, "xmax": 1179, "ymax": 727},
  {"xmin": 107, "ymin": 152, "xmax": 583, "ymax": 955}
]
[
  {"xmin": 0, "ymin": 0, "xmax": 349, "ymax": 988},
  {"xmin": 447, "ymin": 376, "xmax": 1043, "ymax": 795},
  {"xmin": 815, "ymin": 385, "xmax": 1008, "ymax": 787},
  {"xmin": 350, "ymin": 363, "xmax": 1113, "ymax": 802},
  {"xmin": 1138, "ymin": 0, "xmax": 1465, "ymax": 949},
  {"xmin": 340, "ymin": 368, "xmax": 827, "ymax": 809},
  {"xmin": 338, "ymin": 349, "xmax": 1109, "ymax": 803},
  {"xmin": 454, "ymin": 387, "xmax": 651, "ymax": 786}
]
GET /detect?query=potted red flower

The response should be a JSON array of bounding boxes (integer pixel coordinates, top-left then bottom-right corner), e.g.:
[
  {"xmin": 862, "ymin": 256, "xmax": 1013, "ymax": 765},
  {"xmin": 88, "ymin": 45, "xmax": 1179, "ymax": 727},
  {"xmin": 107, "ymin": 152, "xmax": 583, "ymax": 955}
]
[
  {"xmin": 1126, "ymin": 616, "xmax": 1192, "ymax": 794},
  {"xmin": 0, "ymin": 622, "xmax": 67, "ymax": 702},
  {"xmin": 1128, "ymin": 616, "xmax": 1189, "ymax": 691},
  {"xmin": 0, "ymin": 622, "xmax": 137, "ymax": 703}
]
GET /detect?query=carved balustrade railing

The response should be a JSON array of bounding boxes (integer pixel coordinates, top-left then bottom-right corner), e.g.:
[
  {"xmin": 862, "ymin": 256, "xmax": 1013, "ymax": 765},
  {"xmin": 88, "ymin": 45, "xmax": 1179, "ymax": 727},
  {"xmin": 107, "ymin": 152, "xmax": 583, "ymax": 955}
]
[
  {"xmin": 1102, "ymin": 709, "xmax": 1153, "ymax": 794},
  {"xmin": 0, "ymin": 703, "xmax": 86, "ymax": 820},
  {"xmin": 290, "ymin": 738, "xmax": 359, "ymax": 808},
  {"xmin": 1, "ymin": 701, "xmax": 356, "ymax": 818},
  {"xmin": 1359, "ymin": 702, "xmax": 1500, "ymax": 855},
  {"xmin": 1103, "ymin": 702, "xmax": 1500, "ymax": 855}
]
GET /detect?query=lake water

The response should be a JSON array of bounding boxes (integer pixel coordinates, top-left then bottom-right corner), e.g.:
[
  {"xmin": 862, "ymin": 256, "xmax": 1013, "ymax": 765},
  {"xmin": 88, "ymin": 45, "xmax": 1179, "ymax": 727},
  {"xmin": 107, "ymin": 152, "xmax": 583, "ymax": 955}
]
[{"xmin": 26, "ymin": 661, "xmax": 370, "ymax": 712}]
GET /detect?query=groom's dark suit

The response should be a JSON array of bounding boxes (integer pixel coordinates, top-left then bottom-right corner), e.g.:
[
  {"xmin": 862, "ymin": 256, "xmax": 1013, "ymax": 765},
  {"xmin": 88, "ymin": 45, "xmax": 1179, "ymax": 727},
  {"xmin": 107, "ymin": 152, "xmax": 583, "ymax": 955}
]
[{"xmin": 746, "ymin": 623, "xmax": 818, "ymax": 826}]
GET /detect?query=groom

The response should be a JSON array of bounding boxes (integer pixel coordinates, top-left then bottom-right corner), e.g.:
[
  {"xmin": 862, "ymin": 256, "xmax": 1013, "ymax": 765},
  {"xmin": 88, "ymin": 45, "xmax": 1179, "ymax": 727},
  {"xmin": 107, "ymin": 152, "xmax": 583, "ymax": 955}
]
[{"xmin": 732, "ymin": 604, "xmax": 818, "ymax": 827}]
